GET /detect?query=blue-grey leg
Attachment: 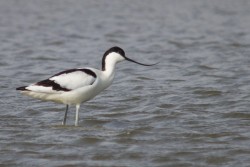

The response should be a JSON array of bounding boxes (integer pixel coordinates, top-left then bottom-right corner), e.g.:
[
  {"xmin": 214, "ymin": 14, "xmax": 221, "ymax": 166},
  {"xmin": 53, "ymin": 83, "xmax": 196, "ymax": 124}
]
[
  {"xmin": 62, "ymin": 105, "xmax": 69, "ymax": 125},
  {"xmin": 75, "ymin": 104, "xmax": 80, "ymax": 126}
]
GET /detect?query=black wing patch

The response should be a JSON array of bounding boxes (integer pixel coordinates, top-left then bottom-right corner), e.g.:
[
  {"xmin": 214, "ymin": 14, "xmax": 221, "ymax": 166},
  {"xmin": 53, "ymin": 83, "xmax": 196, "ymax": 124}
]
[
  {"xmin": 36, "ymin": 79, "xmax": 71, "ymax": 91},
  {"xmin": 52, "ymin": 69, "xmax": 97, "ymax": 79}
]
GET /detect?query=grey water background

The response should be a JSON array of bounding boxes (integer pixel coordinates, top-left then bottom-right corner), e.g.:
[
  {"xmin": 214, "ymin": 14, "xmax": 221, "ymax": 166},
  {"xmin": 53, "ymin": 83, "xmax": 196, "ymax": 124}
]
[{"xmin": 1, "ymin": 0, "xmax": 250, "ymax": 166}]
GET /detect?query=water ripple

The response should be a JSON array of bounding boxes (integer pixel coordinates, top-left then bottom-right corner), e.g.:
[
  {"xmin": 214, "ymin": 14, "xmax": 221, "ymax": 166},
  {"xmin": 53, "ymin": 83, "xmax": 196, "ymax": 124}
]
[{"xmin": 1, "ymin": 0, "xmax": 250, "ymax": 167}]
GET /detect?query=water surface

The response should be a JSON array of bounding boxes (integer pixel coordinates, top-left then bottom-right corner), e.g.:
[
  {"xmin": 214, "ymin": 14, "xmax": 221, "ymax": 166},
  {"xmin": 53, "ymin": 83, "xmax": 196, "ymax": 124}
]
[{"xmin": 1, "ymin": 0, "xmax": 250, "ymax": 166}]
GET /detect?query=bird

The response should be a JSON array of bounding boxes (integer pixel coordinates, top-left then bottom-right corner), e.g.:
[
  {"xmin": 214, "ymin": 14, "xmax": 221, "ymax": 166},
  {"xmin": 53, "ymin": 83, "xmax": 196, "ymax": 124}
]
[{"xmin": 16, "ymin": 46, "xmax": 157, "ymax": 126}]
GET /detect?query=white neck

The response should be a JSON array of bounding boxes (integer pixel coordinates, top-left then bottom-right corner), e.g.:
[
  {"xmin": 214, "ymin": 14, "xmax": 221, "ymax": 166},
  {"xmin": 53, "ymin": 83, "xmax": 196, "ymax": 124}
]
[
  {"xmin": 103, "ymin": 57, "xmax": 116, "ymax": 79},
  {"xmin": 102, "ymin": 52, "xmax": 123, "ymax": 78}
]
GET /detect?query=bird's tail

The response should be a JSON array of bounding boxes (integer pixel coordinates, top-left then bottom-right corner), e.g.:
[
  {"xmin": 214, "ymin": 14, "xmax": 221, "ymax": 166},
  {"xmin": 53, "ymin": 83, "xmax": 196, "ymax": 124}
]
[{"xmin": 16, "ymin": 86, "xmax": 28, "ymax": 91}]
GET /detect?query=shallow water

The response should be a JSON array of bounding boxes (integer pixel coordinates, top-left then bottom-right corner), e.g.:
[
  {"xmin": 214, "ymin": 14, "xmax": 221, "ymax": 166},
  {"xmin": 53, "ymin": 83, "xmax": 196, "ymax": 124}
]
[{"xmin": 1, "ymin": 0, "xmax": 250, "ymax": 166}]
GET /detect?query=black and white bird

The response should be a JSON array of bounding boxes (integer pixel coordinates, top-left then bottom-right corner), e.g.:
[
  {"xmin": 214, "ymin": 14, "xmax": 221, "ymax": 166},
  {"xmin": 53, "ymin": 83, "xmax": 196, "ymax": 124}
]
[{"xmin": 16, "ymin": 46, "xmax": 157, "ymax": 126}]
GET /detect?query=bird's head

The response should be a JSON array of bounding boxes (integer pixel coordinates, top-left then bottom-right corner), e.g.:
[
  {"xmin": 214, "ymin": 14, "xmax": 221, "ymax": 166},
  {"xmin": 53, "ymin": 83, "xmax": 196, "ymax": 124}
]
[{"xmin": 102, "ymin": 46, "xmax": 157, "ymax": 71}]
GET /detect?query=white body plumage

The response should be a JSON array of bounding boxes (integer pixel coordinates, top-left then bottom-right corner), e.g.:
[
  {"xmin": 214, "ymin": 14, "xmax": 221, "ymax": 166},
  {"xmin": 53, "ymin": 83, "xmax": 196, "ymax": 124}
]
[{"xmin": 21, "ymin": 67, "xmax": 113, "ymax": 105}]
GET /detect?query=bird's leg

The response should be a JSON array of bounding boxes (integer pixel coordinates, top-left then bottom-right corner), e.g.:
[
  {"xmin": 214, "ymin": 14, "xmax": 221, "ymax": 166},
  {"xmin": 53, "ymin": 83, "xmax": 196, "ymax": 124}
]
[
  {"xmin": 75, "ymin": 104, "xmax": 80, "ymax": 126},
  {"xmin": 62, "ymin": 105, "xmax": 69, "ymax": 125}
]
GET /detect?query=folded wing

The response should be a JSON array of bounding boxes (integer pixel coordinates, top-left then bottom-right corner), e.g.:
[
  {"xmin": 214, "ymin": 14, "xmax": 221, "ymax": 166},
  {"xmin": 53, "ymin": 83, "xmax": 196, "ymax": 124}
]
[{"xmin": 17, "ymin": 69, "xmax": 97, "ymax": 94}]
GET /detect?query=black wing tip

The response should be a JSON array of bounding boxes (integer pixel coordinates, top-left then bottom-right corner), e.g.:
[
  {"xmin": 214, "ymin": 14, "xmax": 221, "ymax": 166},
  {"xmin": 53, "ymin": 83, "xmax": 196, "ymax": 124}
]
[{"xmin": 16, "ymin": 86, "xmax": 28, "ymax": 91}]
